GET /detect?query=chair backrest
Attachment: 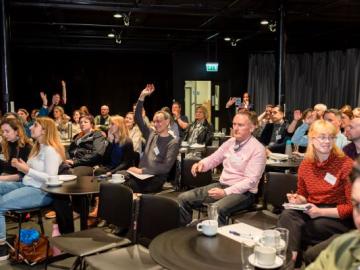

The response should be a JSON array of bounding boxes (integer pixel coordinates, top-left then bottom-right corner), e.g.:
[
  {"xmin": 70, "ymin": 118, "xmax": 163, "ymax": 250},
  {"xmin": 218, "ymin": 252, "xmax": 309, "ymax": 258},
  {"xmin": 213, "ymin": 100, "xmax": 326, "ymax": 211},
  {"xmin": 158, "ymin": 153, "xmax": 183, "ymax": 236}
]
[
  {"xmin": 136, "ymin": 194, "xmax": 180, "ymax": 247},
  {"xmin": 182, "ymin": 158, "xmax": 212, "ymax": 188},
  {"xmin": 98, "ymin": 182, "xmax": 133, "ymax": 229},
  {"xmin": 264, "ymin": 172, "xmax": 298, "ymax": 210}
]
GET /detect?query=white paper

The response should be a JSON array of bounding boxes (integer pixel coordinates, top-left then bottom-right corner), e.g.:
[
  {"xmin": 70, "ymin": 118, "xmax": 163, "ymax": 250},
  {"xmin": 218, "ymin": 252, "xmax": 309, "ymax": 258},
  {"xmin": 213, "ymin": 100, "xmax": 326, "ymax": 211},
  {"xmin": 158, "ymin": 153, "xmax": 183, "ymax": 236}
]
[
  {"xmin": 283, "ymin": 203, "xmax": 311, "ymax": 211},
  {"xmin": 127, "ymin": 170, "xmax": 154, "ymax": 180},
  {"xmin": 218, "ymin": 223, "xmax": 263, "ymax": 246}
]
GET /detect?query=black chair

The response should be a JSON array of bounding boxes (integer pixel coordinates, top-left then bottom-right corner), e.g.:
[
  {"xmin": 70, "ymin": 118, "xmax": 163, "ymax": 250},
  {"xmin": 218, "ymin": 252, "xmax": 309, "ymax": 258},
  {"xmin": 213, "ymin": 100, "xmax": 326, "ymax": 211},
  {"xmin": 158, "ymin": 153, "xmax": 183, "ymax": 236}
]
[
  {"xmin": 84, "ymin": 194, "xmax": 180, "ymax": 270},
  {"xmin": 7, "ymin": 207, "xmax": 48, "ymax": 261},
  {"xmin": 181, "ymin": 158, "xmax": 212, "ymax": 189},
  {"xmin": 46, "ymin": 182, "xmax": 134, "ymax": 270},
  {"xmin": 229, "ymin": 172, "xmax": 298, "ymax": 229}
]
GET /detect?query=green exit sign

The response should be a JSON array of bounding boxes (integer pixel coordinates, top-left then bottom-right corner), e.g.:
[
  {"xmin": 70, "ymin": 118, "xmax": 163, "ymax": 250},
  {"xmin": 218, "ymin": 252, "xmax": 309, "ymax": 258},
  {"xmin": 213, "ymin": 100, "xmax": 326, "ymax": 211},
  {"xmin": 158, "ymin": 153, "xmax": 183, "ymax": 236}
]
[{"xmin": 206, "ymin": 62, "xmax": 219, "ymax": 72}]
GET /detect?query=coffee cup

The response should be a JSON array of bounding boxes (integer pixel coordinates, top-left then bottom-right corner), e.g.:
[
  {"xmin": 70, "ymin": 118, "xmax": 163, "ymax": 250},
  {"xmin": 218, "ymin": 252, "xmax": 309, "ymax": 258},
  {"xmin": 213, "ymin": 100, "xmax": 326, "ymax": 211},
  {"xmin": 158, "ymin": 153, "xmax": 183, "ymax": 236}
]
[
  {"xmin": 254, "ymin": 245, "xmax": 276, "ymax": 266},
  {"xmin": 196, "ymin": 220, "xmax": 218, "ymax": 236},
  {"xmin": 259, "ymin": 229, "xmax": 280, "ymax": 247},
  {"xmin": 111, "ymin": 174, "xmax": 125, "ymax": 182},
  {"xmin": 48, "ymin": 175, "xmax": 59, "ymax": 184}
]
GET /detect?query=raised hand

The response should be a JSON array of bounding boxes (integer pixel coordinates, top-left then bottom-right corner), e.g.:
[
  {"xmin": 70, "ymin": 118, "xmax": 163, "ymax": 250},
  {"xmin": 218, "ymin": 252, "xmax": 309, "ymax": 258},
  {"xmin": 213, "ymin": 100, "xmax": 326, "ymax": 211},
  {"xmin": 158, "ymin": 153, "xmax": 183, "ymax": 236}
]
[
  {"xmin": 40, "ymin": 92, "xmax": 48, "ymax": 106},
  {"xmin": 139, "ymin": 84, "xmax": 155, "ymax": 100},
  {"xmin": 225, "ymin": 97, "xmax": 237, "ymax": 108}
]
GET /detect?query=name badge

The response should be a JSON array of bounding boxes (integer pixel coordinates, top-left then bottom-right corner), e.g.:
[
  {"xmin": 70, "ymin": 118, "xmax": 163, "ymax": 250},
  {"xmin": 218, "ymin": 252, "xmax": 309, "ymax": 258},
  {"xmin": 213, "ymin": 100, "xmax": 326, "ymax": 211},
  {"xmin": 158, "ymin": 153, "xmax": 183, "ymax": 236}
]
[
  {"xmin": 154, "ymin": 146, "xmax": 160, "ymax": 156},
  {"xmin": 276, "ymin": 135, "xmax": 282, "ymax": 141},
  {"xmin": 324, "ymin": 172, "xmax": 337, "ymax": 185}
]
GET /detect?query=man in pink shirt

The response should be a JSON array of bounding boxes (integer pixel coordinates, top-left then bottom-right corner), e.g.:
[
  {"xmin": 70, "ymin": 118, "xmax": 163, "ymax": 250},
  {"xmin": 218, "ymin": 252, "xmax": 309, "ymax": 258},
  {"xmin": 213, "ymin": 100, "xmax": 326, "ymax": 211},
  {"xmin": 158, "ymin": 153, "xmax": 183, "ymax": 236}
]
[{"xmin": 178, "ymin": 111, "xmax": 266, "ymax": 225}]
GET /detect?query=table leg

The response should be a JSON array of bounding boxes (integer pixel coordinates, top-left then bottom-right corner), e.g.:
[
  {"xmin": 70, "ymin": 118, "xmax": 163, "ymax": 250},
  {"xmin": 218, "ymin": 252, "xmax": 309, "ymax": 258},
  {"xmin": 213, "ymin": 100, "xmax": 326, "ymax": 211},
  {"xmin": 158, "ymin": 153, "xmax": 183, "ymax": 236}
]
[{"xmin": 79, "ymin": 195, "xmax": 90, "ymax": 230}]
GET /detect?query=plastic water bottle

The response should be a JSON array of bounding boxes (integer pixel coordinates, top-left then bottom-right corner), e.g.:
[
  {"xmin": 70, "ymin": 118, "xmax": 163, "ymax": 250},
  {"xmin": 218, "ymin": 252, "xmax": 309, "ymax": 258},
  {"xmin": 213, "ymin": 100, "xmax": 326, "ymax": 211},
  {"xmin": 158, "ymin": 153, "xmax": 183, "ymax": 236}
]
[{"xmin": 285, "ymin": 140, "xmax": 292, "ymax": 157}]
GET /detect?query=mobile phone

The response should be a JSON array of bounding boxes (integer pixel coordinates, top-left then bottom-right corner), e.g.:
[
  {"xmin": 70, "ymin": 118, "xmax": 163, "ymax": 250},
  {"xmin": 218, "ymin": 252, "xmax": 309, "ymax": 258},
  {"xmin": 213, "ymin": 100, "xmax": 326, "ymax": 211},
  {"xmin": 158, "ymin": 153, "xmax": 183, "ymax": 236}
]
[{"xmin": 235, "ymin": 97, "xmax": 242, "ymax": 106}]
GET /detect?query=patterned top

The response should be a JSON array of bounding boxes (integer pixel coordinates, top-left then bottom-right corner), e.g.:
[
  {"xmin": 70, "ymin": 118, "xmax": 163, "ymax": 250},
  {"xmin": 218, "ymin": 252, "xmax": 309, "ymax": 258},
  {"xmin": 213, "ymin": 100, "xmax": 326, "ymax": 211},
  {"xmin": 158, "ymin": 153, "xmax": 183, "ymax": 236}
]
[{"xmin": 297, "ymin": 153, "xmax": 353, "ymax": 219}]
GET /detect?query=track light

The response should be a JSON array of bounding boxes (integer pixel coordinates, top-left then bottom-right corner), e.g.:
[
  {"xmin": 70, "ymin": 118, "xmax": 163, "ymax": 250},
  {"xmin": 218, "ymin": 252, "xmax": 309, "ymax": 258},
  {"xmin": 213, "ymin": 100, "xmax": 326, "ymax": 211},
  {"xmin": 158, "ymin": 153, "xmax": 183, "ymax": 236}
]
[
  {"xmin": 260, "ymin": 19, "xmax": 269, "ymax": 25},
  {"xmin": 113, "ymin": 13, "xmax": 123, "ymax": 19}
]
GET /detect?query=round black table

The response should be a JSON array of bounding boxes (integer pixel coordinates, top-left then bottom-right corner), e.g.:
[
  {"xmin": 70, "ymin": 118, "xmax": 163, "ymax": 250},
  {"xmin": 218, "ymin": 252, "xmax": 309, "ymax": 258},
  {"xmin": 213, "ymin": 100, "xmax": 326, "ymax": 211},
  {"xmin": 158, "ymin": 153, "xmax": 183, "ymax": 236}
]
[
  {"xmin": 41, "ymin": 176, "xmax": 100, "ymax": 230},
  {"xmin": 149, "ymin": 227, "xmax": 292, "ymax": 270},
  {"xmin": 266, "ymin": 159, "xmax": 302, "ymax": 173}
]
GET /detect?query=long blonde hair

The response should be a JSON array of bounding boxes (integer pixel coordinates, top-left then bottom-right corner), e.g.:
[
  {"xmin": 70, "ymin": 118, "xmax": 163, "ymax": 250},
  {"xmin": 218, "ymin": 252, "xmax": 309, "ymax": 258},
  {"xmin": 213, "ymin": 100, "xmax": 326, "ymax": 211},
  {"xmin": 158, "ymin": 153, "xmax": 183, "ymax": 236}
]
[
  {"xmin": 0, "ymin": 118, "xmax": 32, "ymax": 161},
  {"xmin": 110, "ymin": 115, "xmax": 129, "ymax": 145},
  {"xmin": 304, "ymin": 119, "xmax": 344, "ymax": 162},
  {"xmin": 29, "ymin": 117, "xmax": 66, "ymax": 161}
]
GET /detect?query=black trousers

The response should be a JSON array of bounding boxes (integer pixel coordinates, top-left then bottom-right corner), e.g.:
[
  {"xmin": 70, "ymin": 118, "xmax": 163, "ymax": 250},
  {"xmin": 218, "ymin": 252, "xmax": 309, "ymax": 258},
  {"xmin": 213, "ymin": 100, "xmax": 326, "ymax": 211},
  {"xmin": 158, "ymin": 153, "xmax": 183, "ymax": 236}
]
[
  {"xmin": 278, "ymin": 209, "xmax": 354, "ymax": 266},
  {"xmin": 119, "ymin": 171, "xmax": 166, "ymax": 193}
]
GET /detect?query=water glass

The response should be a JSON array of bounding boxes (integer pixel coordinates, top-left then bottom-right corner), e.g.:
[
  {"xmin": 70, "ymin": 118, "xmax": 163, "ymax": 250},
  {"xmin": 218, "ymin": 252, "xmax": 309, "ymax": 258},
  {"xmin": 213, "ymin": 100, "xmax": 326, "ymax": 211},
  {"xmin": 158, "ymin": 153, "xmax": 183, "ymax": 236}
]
[
  {"xmin": 241, "ymin": 242, "xmax": 254, "ymax": 270},
  {"xmin": 207, "ymin": 203, "xmax": 219, "ymax": 222},
  {"xmin": 275, "ymin": 227, "xmax": 289, "ymax": 262}
]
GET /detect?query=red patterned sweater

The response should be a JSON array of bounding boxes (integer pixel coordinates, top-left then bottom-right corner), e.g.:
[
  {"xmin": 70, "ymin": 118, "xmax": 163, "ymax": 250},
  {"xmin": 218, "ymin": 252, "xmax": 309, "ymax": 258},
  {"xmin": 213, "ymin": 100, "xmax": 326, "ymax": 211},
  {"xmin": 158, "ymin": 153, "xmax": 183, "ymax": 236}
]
[{"xmin": 297, "ymin": 153, "xmax": 353, "ymax": 219}]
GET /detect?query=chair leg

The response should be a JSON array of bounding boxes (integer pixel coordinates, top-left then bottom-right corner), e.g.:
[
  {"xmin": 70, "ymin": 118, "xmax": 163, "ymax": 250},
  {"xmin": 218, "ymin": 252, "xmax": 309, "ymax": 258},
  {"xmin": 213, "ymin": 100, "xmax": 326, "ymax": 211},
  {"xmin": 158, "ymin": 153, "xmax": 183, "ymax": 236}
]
[
  {"xmin": 16, "ymin": 213, "xmax": 23, "ymax": 261},
  {"xmin": 37, "ymin": 211, "xmax": 45, "ymax": 234},
  {"xmin": 45, "ymin": 239, "xmax": 49, "ymax": 270}
]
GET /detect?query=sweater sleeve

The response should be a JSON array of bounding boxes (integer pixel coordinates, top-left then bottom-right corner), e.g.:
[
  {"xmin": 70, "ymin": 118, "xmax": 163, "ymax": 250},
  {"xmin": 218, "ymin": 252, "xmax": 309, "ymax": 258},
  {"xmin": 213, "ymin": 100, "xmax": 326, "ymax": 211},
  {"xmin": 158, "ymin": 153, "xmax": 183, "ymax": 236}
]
[
  {"xmin": 135, "ymin": 100, "xmax": 150, "ymax": 140},
  {"xmin": 27, "ymin": 146, "xmax": 62, "ymax": 183},
  {"xmin": 297, "ymin": 162, "xmax": 308, "ymax": 198},
  {"xmin": 337, "ymin": 159, "xmax": 353, "ymax": 219},
  {"xmin": 291, "ymin": 123, "xmax": 309, "ymax": 147}
]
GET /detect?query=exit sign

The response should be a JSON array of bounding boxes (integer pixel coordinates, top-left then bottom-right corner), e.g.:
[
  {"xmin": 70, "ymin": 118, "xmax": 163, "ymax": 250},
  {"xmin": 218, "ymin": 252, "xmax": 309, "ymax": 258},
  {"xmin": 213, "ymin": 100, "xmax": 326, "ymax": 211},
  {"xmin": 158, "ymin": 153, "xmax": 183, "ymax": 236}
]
[{"xmin": 206, "ymin": 62, "xmax": 219, "ymax": 72}]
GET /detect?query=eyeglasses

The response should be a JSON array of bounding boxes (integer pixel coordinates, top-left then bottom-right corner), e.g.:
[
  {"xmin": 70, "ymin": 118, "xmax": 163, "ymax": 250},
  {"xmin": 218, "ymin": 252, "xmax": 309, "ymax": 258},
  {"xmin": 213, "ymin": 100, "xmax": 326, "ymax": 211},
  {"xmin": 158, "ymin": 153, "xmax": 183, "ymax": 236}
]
[{"xmin": 313, "ymin": 136, "xmax": 336, "ymax": 142}]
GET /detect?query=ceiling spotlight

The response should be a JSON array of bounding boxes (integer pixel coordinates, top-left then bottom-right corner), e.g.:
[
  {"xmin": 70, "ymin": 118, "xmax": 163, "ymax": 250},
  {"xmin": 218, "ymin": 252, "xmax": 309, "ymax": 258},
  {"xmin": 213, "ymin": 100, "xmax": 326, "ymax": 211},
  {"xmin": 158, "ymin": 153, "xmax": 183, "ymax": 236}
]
[
  {"xmin": 260, "ymin": 20, "xmax": 269, "ymax": 25},
  {"xmin": 123, "ymin": 14, "xmax": 130, "ymax": 27},
  {"xmin": 113, "ymin": 13, "xmax": 123, "ymax": 19},
  {"xmin": 107, "ymin": 33, "xmax": 115, "ymax": 38},
  {"xmin": 115, "ymin": 33, "xmax": 122, "ymax": 44},
  {"xmin": 224, "ymin": 37, "xmax": 231, "ymax": 42}
]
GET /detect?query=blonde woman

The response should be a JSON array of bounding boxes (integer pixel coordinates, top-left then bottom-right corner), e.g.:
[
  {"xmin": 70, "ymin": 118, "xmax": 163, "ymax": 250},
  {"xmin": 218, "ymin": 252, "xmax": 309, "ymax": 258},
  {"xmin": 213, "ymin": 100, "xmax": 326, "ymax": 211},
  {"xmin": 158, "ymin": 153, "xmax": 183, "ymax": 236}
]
[
  {"xmin": 94, "ymin": 115, "xmax": 134, "ymax": 175},
  {"xmin": 278, "ymin": 120, "xmax": 354, "ymax": 268},
  {"xmin": 0, "ymin": 117, "xmax": 65, "ymax": 260},
  {"xmin": 0, "ymin": 118, "xmax": 32, "ymax": 182},
  {"xmin": 125, "ymin": 112, "xmax": 143, "ymax": 153},
  {"xmin": 53, "ymin": 106, "xmax": 70, "ymax": 140},
  {"xmin": 184, "ymin": 105, "xmax": 213, "ymax": 146}
]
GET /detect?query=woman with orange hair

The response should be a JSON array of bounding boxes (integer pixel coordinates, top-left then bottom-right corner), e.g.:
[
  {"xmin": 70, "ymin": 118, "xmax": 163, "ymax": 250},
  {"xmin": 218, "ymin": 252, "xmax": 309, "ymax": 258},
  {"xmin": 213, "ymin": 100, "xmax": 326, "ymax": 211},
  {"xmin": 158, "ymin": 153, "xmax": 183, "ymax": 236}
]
[
  {"xmin": 278, "ymin": 119, "xmax": 354, "ymax": 267},
  {"xmin": 94, "ymin": 115, "xmax": 134, "ymax": 175}
]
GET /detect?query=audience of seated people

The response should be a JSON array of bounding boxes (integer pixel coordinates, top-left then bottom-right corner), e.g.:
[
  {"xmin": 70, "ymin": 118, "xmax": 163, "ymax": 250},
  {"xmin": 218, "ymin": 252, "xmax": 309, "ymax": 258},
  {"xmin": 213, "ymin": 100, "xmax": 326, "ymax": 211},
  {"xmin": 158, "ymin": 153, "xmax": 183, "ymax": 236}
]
[
  {"xmin": 94, "ymin": 105, "xmax": 111, "ymax": 132},
  {"xmin": 4, "ymin": 84, "xmax": 360, "ymax": 268},
  {"xmin": 0, "ymin": 117, "xmax": 65, "ymax": 260},
  {"xmin": 178, "ymin": 111, "xmax": 266, "ymax": 226},
  {"xmin": 278, "ymin": 119, "xmax": 354, "ymax": 268},
  {"xmin": 0, "ymin": 118, "xmax": 32, "ymax": 182},
  {"xmin": 183, "ymin": 105, "xmax": 213, "ymax": 146}
]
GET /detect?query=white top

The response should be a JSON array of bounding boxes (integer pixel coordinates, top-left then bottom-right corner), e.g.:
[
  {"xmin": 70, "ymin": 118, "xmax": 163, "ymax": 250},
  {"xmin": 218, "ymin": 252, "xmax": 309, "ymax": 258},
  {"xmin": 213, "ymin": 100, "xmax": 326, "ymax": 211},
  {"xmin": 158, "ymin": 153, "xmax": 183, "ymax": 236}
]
[{"xmin": 23, "ymin": 144, "xmax": 63, "ymax": 188}]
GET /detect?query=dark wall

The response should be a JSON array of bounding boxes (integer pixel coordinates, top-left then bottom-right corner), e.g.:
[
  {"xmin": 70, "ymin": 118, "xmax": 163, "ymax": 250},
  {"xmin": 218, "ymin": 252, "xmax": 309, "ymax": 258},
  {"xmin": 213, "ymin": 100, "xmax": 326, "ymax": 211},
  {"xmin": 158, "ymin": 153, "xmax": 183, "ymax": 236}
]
[
  {"xmin": 172, "ymin": 49, "xmax": 249, "ymax": 130},
  {"xmin": 10, "ymin": 48, "xmax": 173, "ymax": 118}
]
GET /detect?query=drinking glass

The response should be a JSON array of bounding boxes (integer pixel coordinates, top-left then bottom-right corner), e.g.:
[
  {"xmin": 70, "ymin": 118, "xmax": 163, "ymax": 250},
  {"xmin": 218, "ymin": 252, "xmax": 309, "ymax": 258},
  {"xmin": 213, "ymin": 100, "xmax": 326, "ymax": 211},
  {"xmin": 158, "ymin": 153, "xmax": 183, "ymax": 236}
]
[
  {"xmin": 275, "ymin": 227, "xmax": 289, "ymax": 262},
  {"xmin": 241, "ymin": 242, "xmax": 254, "ymax": 270},
  {"xmin": 207, "ymin": 203, "xmax": 219, "ymax": 222}
]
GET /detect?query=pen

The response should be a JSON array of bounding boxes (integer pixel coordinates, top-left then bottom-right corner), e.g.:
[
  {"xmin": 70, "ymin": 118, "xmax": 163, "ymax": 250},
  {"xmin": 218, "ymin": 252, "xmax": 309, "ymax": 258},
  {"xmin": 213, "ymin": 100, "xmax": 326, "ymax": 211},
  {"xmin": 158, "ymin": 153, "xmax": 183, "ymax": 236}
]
[{"xmin": 229, "ymin": 230, "xmax": 253, "ymax": 239}]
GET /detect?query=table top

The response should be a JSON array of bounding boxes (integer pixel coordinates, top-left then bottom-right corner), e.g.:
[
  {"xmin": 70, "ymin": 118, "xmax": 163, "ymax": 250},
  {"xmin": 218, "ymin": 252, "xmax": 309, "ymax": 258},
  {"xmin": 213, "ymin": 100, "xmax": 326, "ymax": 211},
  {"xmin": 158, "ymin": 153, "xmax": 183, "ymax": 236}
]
[
  {"xmin": 41, "ymin": 176, "xmax": 100, "ymax": 195},
  {"xmin": 266, "ymin": 159, "xmax": 302, "ymax": 168},
  {"xmin": 150, "ymin": 227, "xmax": 292, "ymax": 270}
]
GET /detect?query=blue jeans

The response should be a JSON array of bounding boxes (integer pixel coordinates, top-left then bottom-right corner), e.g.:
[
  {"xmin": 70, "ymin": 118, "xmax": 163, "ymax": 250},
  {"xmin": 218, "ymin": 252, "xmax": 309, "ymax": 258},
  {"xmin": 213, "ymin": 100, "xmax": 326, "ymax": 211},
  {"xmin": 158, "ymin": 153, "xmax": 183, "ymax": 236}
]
[
  {"xmin": 178, "ymin": 182, "xmax": 255, "ymax": 226},
  {"xmin": 0, "ymin": 182, "xmax": 53, "ymax": 240}
]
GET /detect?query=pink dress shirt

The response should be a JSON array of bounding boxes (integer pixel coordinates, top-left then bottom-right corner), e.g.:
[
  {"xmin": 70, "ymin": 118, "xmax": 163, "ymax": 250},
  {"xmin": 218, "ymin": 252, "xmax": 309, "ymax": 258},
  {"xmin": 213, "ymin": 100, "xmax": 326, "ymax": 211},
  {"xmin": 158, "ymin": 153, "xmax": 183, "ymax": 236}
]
[{"xmin": 200, "ymin": 136, "xmax": 266, "ymax": 195}]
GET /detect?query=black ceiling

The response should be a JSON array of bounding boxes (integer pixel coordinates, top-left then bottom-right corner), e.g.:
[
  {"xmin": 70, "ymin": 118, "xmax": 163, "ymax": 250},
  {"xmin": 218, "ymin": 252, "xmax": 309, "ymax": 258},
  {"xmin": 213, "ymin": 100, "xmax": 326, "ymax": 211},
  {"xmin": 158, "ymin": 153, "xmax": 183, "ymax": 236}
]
[{"xmin": 7, "ymin": 0, "xmax": 360, "ymax": 52}]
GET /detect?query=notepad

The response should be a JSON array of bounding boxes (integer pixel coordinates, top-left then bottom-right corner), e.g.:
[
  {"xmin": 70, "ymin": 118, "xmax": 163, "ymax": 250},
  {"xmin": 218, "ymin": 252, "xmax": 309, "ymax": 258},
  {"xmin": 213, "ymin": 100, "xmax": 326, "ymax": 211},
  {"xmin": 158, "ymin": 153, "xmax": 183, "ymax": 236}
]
[{"xmin": 283, "ymin": 203, "xmax": 311, "ymax": 211}]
